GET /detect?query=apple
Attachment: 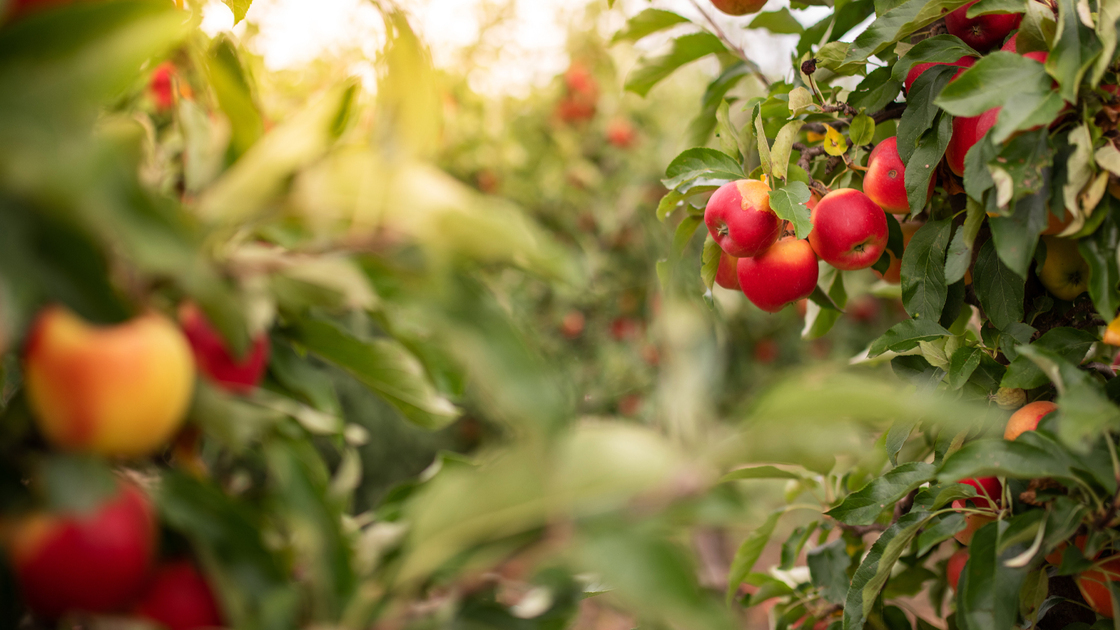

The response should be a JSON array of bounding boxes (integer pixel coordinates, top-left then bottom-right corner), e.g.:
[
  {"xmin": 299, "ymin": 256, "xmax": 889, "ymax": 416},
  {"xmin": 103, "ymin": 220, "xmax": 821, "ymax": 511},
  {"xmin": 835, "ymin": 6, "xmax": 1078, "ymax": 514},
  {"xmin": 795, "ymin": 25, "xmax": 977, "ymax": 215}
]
[
  {"xmin": 807, "ymin": 188, "xmax": 888, "ymax": 270},
  {"xmin": 610, "ymin": 317, "xmax": 642, "ymax": 341},
  {"xmin": 753, "ymin": 337, "xmax": 779, "ymax": 364},
  {"xmin": 5, "ymin": 0, "xmax": 79, "ymax": 19},
  {"xmin": 947, "ymin": 548, "xmax": 969, "ymax": 591},
  {"xmin": 874, "ymin": 221, "xmax": 922, "ymax": 284},
  {"xmin": 1002, "ymin": 32, "xmax": 1049, "ymax": 62},
  {"xmin": 945, "ymin": 1, "xmax": 1022, "ymax": 51},
  {"xmin": 1005, "ymin": 400, "xmax": 1058, "ymax": 440},
  {"xmin": 1038, "ymin": 236, "xmax": 1091, "ymax": 301},
  {"xmin": 179, "ymin": 303, "xmax": 269, "ymax": 394},
  {"xmin": 1105, "ymin": 315, "xmax": 1120, "ymax": 346},
  {"xmin": 1046, "ymin": 534, "xmax": 1088, "ymax": 566},
  {"xmin": 951, "ymin": 477, "xmax": 1001, "ymax": 545},
  {"xmin": 149, "ymin": 61, "xmax": 176, "ymax": 112},
  {"xmin": 606, "ymin": 118, "xmax": 637, "ymax": 148},
  {"xmin": 1077, "ymin": 556, "xmax": 1120, "ymax": 618},
  {"xmin": 946, "ymin": 106, "xmax": 1000, "ymax": 176},
  {"xmin": 863, "ymin": 137, "xmax": 937, "ymax": 215},
  {"xmin": 1042, "ymin": 208, "xmax": 1075, "ymax": 235},
  {"xmin": 8, "ymin": 480, "xmax": 156, "ymax": 618},
  {"xmin": 560, "ymin": 311, "xmax": 585, "ymax": 339},
  {"xmin": 704, "ymin": 179, "xmax": 781, "ymax": 258},
  {"xmin": 737, "ymin": 237, "xmax": 819, "ymax": 313},
  {"xmin": 133, "ymin": 560, "xmax": 223, "ymax": 630},
  {"xmin": 23, "ymin": 306, "xmax": 196, "ymax": 457},
  {"xmin": 715, "ymin": 251, "xmax": 741, "ymax": 290},
  {"xmin": 904, "ymin": 55, "xmax": 976, "ymax": 94},
  {"xmin": 710, "ymin": 0, "xmax": 766, "ymax": 16}
]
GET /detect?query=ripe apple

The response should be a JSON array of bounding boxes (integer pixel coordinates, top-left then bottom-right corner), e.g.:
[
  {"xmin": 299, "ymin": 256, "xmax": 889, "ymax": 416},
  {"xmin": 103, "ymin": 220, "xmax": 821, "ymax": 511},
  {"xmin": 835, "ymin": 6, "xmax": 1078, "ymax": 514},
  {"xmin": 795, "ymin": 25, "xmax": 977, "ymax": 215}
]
[
  {"xmin": 947, "ymin": 548, "xmax": 969, "ymax": 591},
  {"xmin": 179, "ymin": 303, "xmax": 269, "ymax": 394},
  {"xmin": 946, "ymin": 106, "xmax": 1000, "ymax": 176},
  {"xmin": 149, "ymin": 62, "xmax": 176, "ymax": 112},
  {"xmin": 863, "ymin": 137, "xmax": 937, "ymax": 215},
  {"xmin": 1038, "ymin": 236, "xmax": 1091, "ymax": 301},
  {"xmin": 945, "ymin": 1, "xmax": 1023, "ymax": 51},
  {"xmin": 715, "ymin": 251, "xmax": 741, "ymax": 290},
  {"xmin": 133, "ymin": 561, "xmax": 223, "ymax": 630},
  {"xmin": 1077, "ymin": 556, "xmax": 1120, "ymax": 618},
  {"xmin": 704, "ymin": 179, "xmax": 782, "ymax": 258},
  {"xmin": 737, "ymin": 237, "xmax": 819, "ymax": 313},
  {"xmin": 951, "ymin": 477, "xmax": 1001, "ymax": 545},
  {"xmin": 710, "ymin": 0, "xmax": 766, "ymax": 16},
  {"xmin": 1002, "ymin": 32, "xmax": 1050, "ymax": 63},
  {"xmin": 807, "ymin": 188, "xmax": 888, "ymax": 270},
  {"xmin": 904, "ymin": 55, "xmax": 976, "ymax": 93},
  {"xmin": 874, "ymin": 221, "xmax": 922, "ymax": 284},
  {"xmin": 23, "ymin": 306, "xmax": 196, "ymax": 457},
  {"xmin": 8, "ymin": 480, "xmax": 156, "ymax": 618},
  {"xmin": 1005, "ymin": 401, "xmax": 1058, "ymax": 440}
]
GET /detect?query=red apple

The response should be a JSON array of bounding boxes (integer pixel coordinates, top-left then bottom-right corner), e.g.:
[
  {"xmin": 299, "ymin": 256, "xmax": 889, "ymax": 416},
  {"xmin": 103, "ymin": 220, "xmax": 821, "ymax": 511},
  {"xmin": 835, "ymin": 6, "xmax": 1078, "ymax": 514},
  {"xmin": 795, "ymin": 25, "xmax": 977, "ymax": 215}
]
[
  {"xmin": 179, "ymin": 303, "xmax": 269, "ymax": 394},
  {"xmin": 704, "ymin": 180, "xmax": 782, "ymax": 258},
  {"xmin": 133, "ymin": 561, "xmax": 223, "ymax": 630},
  {"xmin": 946, "ymin": 1, "xmax": 1023, "ymax": 51},
  {"xmin": 606, "ymin": 118, "xmax": 637, "ymax": 148},
  {"xmin": 8, "ymin": 481, "xmax": 156, "ymax": 618},
  {"xmin": 737, "ymin": 237, "xmax": 819, "ymax": 312},
  {"xmin": 807, "ymin": 188, "xmax": 888, "ymax": 270},
  {"xmin": 951, "ymin": 477, "xmax": 1002, "ymax": 545},
  {"xmin": 947, "ymin": 548, "xmax": 969, "ymax": 591},
  {"xmin": 715, "ymin": 251, "xmax": 741, "ymax": 290},
  {"xmin": 1005, "ymin": 401, "xmax": 1058, "ymax": 440},
  {"xmin": 904, "ymin": 55, "xmax": 976, "ymax": 93},
  {"xmin": 753, "ymin": 337, "xmax": 779, "ymax": 364},
  {"xmin": 559, "ymin": 311, "xmax": 585, "ymax": 339},
  {"xmin": 710, "ymin": 0, "xmax": 766, "ymax": 16},
  {"xmin": 863, "ymin": 137, "xmax": 936, "ymax": 214},
  {"xmin": 149, "ymin": 62, "xmax": 176, "ymax": 112},
  {"xmin": 946, "ymin": 106, "xmax": 1000, "ymax": 176}
]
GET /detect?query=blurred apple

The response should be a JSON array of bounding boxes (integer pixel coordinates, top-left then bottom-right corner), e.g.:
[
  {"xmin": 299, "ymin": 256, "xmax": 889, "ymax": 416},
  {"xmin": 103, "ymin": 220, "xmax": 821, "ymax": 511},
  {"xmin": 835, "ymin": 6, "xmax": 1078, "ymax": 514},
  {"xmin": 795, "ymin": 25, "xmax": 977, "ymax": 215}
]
[
  {"xmin": 1039, "ymin": 236, "xmax": 1090, "ymax": 301},
  {"xmin": 1005, "ymin": 401, "xmax": 1058, "ymax": 440},
  {"xmin": 606, "ymin": 118, "xmax": 637, "ymax": 148},
  {"xmin": 179, "ymin": 303, "xmax": 269, "ymax": 394},
  {"xmin": 560, "ymin": 311, "xmax": 585, "ymax": 339},
  {"xmin": 134, "ymin": 560, "xmax": 223, "ymax": 630}
]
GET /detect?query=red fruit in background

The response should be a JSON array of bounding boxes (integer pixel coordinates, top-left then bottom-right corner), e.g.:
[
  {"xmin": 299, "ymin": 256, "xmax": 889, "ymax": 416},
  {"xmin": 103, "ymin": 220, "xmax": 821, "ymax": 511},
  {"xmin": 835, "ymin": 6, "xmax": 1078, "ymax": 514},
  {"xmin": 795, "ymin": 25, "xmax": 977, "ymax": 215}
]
[
  {"xmin": 8, "ymin": 481, "xmax": 156, "ymax": 618},
  {"xmin": 715, "ymin": 251, "xmax": 741, "ymax": 290},
  {"xmin": 753, "ymin": 337, "xmax": 779, "ymax": 364},
  {"xmin": 946, "ymin": 107, "xmax": 999, "ymax": 176},
  {"xmin": 710, "ymin": 0, "xmax": 767, "ymax": 15},
  {"xmin": 951, "ymin": 477, "xmax": 1002, "ymax": 545},
  {"xmin": 606, "ymin": 118, "xmax": 637, "ymax": 148},
  {"xmin": 150, "ymin": 61, "xmax": 176, "ymax": 112},
  {"xmin": 1077, "ymin": 557, "xmax": 1120, "ymax": 618},
  {"xmin": 807, "ymin": 188, "xmax": 888, "ymax": 270},
  {"xmin": 947, "ymin": 548, "xmax": 969, "ymax": 591},
  {"xmin": 610, "ymin": 317, "xmax": 642, "ymax": 341},
  {"xmin": 704, "ymin": 179, "xmax": 781, "ymax": 258},
  {"xmin": 560, "ymin": 311, "xmax": 585, "ymax": 339},
  {"xmin": 6, "ymin": 0, "xmax": 79, "ymax": 19},
  {"xmin": 945, "ymin": 2, "xmax": 1022, "ymax": 51},
  {"xmin": 847, "ymin": 294, "xmax": 880, "ymax": 323},
  {"xmin": 904, "ymin": 55, "xmax": 975, "ymax": 93},
  {"xmin": 134, "ymin": 561, "xmax": 223, "ymax": 630},
  {"xmin": 737, "ymin": 237, "xmax": 819, "ymax": 313},
  {"xmin": 618, "ymin": 394, "xmax": 643, "ymax": 416},
  {"xmin": 564, "ymin": 62, "xmax": 598, "ymax": 98},
  {"xmin": 864, "ymin": 137, "xmax": 934, "ymax": 214},
  {"xmin": 179, "ymin": 303, "xmax": 269, "ymax": 394}
]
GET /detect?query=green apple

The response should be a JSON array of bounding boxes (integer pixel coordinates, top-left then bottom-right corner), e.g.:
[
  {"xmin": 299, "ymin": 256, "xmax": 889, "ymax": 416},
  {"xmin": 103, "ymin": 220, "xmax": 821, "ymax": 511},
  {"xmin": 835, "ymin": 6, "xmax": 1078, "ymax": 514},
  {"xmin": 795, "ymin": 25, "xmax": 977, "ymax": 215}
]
[{"xmin": 1038, "ymin": 236, "xmax": 1090, "ymax": 301}]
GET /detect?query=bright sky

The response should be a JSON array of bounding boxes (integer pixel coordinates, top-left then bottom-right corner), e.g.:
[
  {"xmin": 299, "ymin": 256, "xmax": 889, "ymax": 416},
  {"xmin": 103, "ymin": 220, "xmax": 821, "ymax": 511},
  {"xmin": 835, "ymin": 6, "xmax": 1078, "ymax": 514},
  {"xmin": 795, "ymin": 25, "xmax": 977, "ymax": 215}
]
[{"xmin": 200, "ymin": 0, "xmax": 856, "ymax": 96}]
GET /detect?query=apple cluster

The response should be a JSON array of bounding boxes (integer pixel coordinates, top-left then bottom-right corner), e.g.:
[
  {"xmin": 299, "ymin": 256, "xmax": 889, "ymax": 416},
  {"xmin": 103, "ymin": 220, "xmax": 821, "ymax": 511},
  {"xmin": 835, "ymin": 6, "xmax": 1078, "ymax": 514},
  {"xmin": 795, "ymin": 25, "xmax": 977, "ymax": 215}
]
[
  {"xmin": 705, "ymin": 179, "xmax": 889, "ymax": 312},
  {"xmin": 6, "ymin": 302, "xmax": 271, "ymax": 625}
]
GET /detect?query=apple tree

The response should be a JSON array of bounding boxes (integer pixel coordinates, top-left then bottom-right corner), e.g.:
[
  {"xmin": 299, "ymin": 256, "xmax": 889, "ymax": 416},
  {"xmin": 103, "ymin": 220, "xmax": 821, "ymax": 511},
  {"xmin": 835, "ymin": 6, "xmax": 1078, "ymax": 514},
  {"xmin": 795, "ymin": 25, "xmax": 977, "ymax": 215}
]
[{"xmin": 630, "ymin": 0, "xmax": 1120, "ymax": 627}]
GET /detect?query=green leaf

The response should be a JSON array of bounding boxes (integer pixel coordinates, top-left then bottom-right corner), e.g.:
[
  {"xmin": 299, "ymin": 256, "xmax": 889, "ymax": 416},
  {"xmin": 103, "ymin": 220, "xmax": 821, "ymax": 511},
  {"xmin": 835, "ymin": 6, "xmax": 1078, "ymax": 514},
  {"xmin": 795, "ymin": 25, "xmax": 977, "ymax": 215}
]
[
  {"xmin": 727, "ymin": 511, "xmax": 782, "ymax": 603},
  {"xmin": 221, "ymin": 0, "xmax": 252, "ymax": 24},
  {"xmin": 916, "ymin": 512, "xmax": 966, "ymax": 555},
  {"xmin": 947, "ymin": 346, "xmax": 983, "ymax": 390},
  {"xmin": 891, "ymin": 34, "xmax": 980, "ymax": 83},
  {"xmin": 1093, "ymin": 0, "xmax": 1120, "ymax": 85},
  {"xmin": 818, "ymin": 41, "xmax": 865, "ymax": 75},
  {"xmin": 769, "ymin": 180, "xmax": 813, "ymax": 239},
  {"xmin": 886, "ymin": 418, "xmax": 919, "ymax": 465},
  {"xmin": 780, "ymin": 524, "xmax": 818, "ymax": 570},
  {"xmin": 938, "ymin": 435, "xmax": 1077, "ymax": 483},
  {"xmin": 849, "ymin": 114, "xmax": 875, "ymax": 146},
  {"xmin": 671, "ymin": 215, "xmax": 703, "ymax": 265},
  {"xmin": 898, "ymin": 65, "xmax": 956, "ymax": 164},
  {"xmin": 772, "ymin": 121, "xmax": 805, "ymax": 181},
  {"xmin": 973, "ymin": 239, "xmax": 1025, "ymax": 330},
  {"xmin": 625, "ymin": 32, "xmax": 727, "ymax": 97},
  {"xmin": 1078, "ymin": 210, "xmax": 1120, "ymax": 319},
  {"xmin": 807, "ymin": 540, "xmax": 851, "ymax": 605},
  {"xmin": 905, "ymin": 113, "xmax": 952, "ymax": 215},
  {"xmin": 688, "ymin": 63, "xmax": 751, "ymax": 145},
  {"xmin": 1001, "ymin": 328, "xmax": 1097, "ymax": 389},
  {"xmin": 715, "ymin": 100, "xmax": 743, "ymax": 160},
  {"xmin": 946, "ymin": 199, "xmax": 986, "ymax": 283},
  {"xmin": 662, "ymin": 148, "xmax": 744, "ymax": 189},
  {"xmin": 827, "ymin": 462, "xmax": 937, "ymax": 525},
  {"xmin": 1046, "ymin": 0, "xmax": 1095, "ymax": 105},
  {"xmin": 206, "ymin": 37, "xmax": 264, "ymax": 160},
  {"xmin": 702, "ymin": 235, "xmax": 722, "ymax": 290},
  {"xmin": 842, "ymin": 511, "xmax": 933, "ymax": 630},
  {"xmin": 989, "ymin": 192, "xmax": 1048, "ymax": 278},
  {"xmin": 966, "ymin": 0, "xmax": 1026, "ymax": 16},
  {"xmin": 612, "ymin": 9, "xmax": 691, "ymax": 43},
  {"xmin": 755, "ymin": 108, "xmax": 772, "ymax": 180},
  {"xmin": 867, "ymin": 319, "xmax": 952, "ymax": 358},
  {"xmin": 40, "ymin": 455, "xmax": 118, "ymax": 514},
  {"xmin": 848, "ymin": 67, "xmax": 903, "ymax": 113},
  {"xmin": 957, "ymin": 520, "xmax": 1029, "ymax": 630},
  {"xmin": 845, "ymin": 0, "xmax": 971, "ymax": 62},
  {"xmin": 748, "ymin": 8, "xmax": 805, "ymax": 34},
  {"xmin": 901, "ymin": 219, "xmax": 952, "ymax": 319},
  {"xmin": 283, "ymin": 317, "xmax": 459, "ymax": 430}
]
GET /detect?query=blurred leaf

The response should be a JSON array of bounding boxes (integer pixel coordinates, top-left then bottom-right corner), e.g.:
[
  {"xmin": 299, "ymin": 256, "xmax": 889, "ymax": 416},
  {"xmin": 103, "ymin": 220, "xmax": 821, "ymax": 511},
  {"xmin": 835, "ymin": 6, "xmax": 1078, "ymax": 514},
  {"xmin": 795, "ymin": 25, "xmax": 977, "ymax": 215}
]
[
  {"xmin": 720, "ymin": 465, "xmax": 804, "ymax": 482},
  {"xmin": 625, "ymin": 32, "xmax": 726, "ymax": 97},
  {"xmin": 1001, "ymin": 328, "xmax": 1096, "ymax": 389},
  {"xmin": 688, "ymin": 63, "xmax": 751, "ymax": 145},
  {"xmin": 189, "ymin": 382, "xmax": 284, "ymax": 451},
  {"xmin": 808, "ymin": 540, "xmax": 851, "ymax": 605},
  {"xmin": 966, "ymin": 0, "xmax": 1026, "ymax": 15},
  {"xmin": 843, "ymin": 511, "xmax": 933, "ymax": 630},
  {"xmin": 749, "ymin": 8, "xmax": 804, "ymax": 34},
  {"xmin": 376, "ymin": 10, "xmax": 441, "ymax": 158},
  {"xmin": 715, "ymin": 100, "xmax": 742, "ymax": 159},
  {"xmin": 769, "ymin": 180, "xmax": 813, "ymax": 238},
  {"xmin": 1093, "ymin": 0, "xmax": 1120, "ymax": 84},
  {"xmin": 780, "ymin": 523, "xmax": 817, "ymax": 569},
  {"xmin": 845, "ymin": 0, "xmax": 971, "ymax": 62},
  {"xmin": 39, "ymin": 455, "xmax": 117, "ymax": 514},
  {"xmin": 612, "ymin": 9, "xmax": 690, "ymax": 44},
  {"xmin": 901, "ymin": 219, "xmax": 951, "ymax": 319},
  {"xmin": 803, "ymin": 266, "xmax": 846, "ymax": 339},
  {"xmin": 283, "ymin": 317, "xmax": 459, "ymax": 430},
  {"xmin": 1078, "ymin": 210, "xmax": 1120, "ymax": 319},
  {"xmin": 828, "ymin": 462, "xmax": 936, "ymax": 525},
  {"xmin": 221, "ymin": 0, "xmax": 252, "ymax": 24},
  {"xmin": 206, "ymin": 37, "xmax": 264, "ymax": 160},
  {"xmin": 727, "ymin": 510, "xmax": 781, "ymax": 603},
  {"xmin": 974, "ymin": 239, "xmax": 1025, "ymax": 330},
  {"xmin": 938, "ymin": 434, "xmax": 1078, "ymax": 483}
]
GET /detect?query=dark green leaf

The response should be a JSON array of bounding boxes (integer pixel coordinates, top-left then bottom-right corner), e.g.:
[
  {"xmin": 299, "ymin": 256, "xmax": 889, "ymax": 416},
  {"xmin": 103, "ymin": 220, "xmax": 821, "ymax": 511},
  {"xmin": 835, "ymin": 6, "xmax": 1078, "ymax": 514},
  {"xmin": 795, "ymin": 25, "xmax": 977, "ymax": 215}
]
[
  {"xmin": 780, "ymin": 524, "xmax": 818, "ymax": 569},
  {"xmin": 974, "ymin": 239, "xmax": 1025, "ymax": 330},
  {"xmin": 886, "ymin": 417, "xmax": 919, "ymax": 465},
  {"xmin": 1017, "ymin": 345, "xmax": 1120, "ymax": 449},
  {"xmin": 957, "ymin": 520, "xmax": 1029, "ymax": 630},
  {"xmin": 1001, "ymin": 328, "xmax": 1097, "ymax": 389},
  {"xmin": 827, "ymin": 462, "xmax": 937, "ymax": 525},
  {"xmin": 842, "ymin": 511, "xmax": 933, "ymax": 630},
  {"xmin": 916, "ymin": 512, "xmax": 966, "ymax": 555},
  {"xmin": 808, "ymin": 540, "xmax": 851, "ymax": 605},
  {"xmin": 898, "ymin": 65, "xmax": 956, "ymax": 164},
  {"xmin": 1078, "ymin": 209, "xmax": 1120, "ymax": 320},
  {"xmin": 947, "ymin": 346, "xmax": 983, "ymax": 390},
  {"xmin": 938, "ymin": 435, "xmax": 1076, "ymax": 483},
  {"xmin": 902, "ymin": 219, "xmax": 952, "ymax": 319},
  {"xmin": 848, "ymin": 67, "xmax": 903, "ymax": 113}
]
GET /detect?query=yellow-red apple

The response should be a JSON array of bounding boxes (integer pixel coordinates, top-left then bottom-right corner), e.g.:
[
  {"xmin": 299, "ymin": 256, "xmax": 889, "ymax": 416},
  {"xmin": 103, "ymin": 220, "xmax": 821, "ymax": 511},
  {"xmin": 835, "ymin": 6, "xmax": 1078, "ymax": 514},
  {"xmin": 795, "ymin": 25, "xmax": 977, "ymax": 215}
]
[
  {"xmin": 704, "ymin": 179, "xmax": 782, "ymax": 258},
  {"xmin": 1039, "ymin": 236, "xmax": 1091, "ymax": 301},
  {"xmin": 715, "ymin": 250, "xmax": 741, "ymax": 290},
  {"xmin": 133, "ymin": 560, "xmax": 223, "ymax": 630},
  {"xmin": 946, "ymin": 2, "xmax": 1023, "ymax": 51},
  {"xmin": 737, "ymin": 237, "xmax": 819, "ymax": 312},
  {"xmin": 1005, "ymin": 400, "xmax": 1058, "ymax": 440},
  {"xmin": 710, "ymin": 0, "xmax": 766, "ymax": 16},
  {"xmin": 952, "ymin": 477, "xmax": 1001, "ymax": 545},
  {"xmin": 947, "ymin": 548, "xmax": 969, "ymax": 591},
  {"xmin": 23, "ymin": 306, "xmax": 196, "ymax": 457},
  {"xmin": 8, "ymin": 480, "xmax": 156, "ymax": 618},
  {"xmin": 179, "ymin": 303, "xmax": 269, "ymax": 394},
  {"xmin": 807, "ymin": 188, "xmax": 888, "ymax": 270}
]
